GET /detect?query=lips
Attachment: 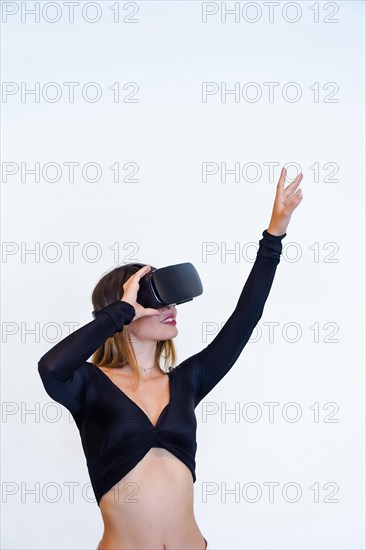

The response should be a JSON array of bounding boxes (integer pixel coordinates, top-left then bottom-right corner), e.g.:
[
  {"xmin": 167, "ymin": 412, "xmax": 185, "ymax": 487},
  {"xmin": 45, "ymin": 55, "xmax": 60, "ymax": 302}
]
[{"xmin": 160, "ymin": 315, "xmax": 176, "ymax": 323}]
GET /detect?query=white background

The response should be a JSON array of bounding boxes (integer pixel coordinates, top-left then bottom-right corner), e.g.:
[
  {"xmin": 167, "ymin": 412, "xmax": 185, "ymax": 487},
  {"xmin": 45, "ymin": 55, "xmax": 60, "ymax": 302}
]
[{"xmin": 1, "ymin": 1, "xmax": 365, "ymax": 549}]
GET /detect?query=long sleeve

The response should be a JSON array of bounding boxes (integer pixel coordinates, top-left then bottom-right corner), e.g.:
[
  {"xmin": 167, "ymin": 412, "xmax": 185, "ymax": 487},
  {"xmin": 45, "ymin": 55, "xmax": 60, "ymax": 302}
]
[
  {"xmin": 180, "ymin": 229, "xmax": 286, "ymax": 406},
  {"xmin": 37, "ymin": 300, "xmax": 136, "ymax": 415}
]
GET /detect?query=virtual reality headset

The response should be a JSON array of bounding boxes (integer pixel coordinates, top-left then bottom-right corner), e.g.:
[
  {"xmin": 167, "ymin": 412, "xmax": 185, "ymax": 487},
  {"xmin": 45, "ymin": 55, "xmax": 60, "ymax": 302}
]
[{"xmin": 129, "ymin": 262, "xmax": 203, "ymax": 309}]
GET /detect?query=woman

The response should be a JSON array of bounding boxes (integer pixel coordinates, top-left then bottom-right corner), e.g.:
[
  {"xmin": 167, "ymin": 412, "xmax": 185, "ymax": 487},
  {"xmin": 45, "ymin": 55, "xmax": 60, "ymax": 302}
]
[{"xmin": 38, "ymin": 166, "xmax": 303, "ymax": 550}]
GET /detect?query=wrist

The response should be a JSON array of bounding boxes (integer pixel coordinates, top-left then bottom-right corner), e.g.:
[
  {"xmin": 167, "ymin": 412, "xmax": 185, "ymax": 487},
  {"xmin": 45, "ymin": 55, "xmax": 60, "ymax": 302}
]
[{"xmin": 267, "ymin": 225, "xmax": 287, "ymax": 237}]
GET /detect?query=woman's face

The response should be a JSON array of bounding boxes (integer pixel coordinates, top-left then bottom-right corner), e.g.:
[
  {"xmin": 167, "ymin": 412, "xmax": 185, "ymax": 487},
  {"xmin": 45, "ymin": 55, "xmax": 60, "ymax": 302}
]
[{"xmin": 128, "ymin": 304, "xmax": 178, "ymax": 343}]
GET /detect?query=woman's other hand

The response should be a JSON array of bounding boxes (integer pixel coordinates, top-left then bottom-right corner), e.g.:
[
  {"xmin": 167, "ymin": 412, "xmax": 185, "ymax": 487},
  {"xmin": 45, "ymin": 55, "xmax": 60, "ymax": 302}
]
[
  {"xmin": 121, "ymin": 265, "xmax": 161, "ymax": 322},
  {"xmin": 267, "ymin": 166, "xmax": 304, "ymax": 236}
]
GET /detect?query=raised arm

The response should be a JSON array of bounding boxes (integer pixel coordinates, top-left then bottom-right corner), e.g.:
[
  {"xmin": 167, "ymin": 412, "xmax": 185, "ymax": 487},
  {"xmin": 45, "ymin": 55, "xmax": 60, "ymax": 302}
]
[
  {"xmin": 181, "ymin": 166, "xmax": 304, "ymax": 406},
  {"xmin": 181, "ymin": 230, "xmax": 286, "ymax": 405},
  {"xmin": 37, "ymin": 300, "xmax": 136, "ymax": 415}
]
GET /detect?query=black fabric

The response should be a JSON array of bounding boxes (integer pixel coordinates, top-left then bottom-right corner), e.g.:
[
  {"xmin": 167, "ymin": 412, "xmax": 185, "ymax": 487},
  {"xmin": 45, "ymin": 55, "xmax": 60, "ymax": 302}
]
[{"xmin": 38, "ymin": 229, "xmax": 286, "ymax": 506}]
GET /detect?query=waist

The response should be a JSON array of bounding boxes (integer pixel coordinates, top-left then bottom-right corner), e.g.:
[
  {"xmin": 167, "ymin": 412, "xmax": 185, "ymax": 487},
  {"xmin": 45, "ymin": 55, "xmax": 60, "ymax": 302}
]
[
  {"xmin": 88, "ymin": 429, "xmax": 197, "ymax": 506},
  {"xmin": 99, "ymin": 447, "xmax": 195, "ymax": 527}
]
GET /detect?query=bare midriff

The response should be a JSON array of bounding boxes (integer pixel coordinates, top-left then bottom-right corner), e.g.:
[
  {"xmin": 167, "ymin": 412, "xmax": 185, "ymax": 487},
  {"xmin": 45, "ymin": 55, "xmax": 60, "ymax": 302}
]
[{"xmin": 98, "ymin": 447, "xmax": 207, "ymax": 550}]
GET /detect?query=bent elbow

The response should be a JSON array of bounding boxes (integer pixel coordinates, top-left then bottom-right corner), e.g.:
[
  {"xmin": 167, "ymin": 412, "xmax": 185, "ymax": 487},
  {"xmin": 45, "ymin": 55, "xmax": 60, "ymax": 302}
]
[{"xmin": 37, "ymin": 354, "xmax": 57, "ymax": 379}]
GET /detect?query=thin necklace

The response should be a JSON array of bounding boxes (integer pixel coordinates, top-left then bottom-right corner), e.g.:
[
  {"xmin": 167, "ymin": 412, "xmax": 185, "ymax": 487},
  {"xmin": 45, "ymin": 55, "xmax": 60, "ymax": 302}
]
[
  {"xmin": 139, "ymin": 365, "xmax": 158, "ymax": 373},
  {"xmin": 138, "ymin": 365, "xmax": 172, "ymax": 374}
]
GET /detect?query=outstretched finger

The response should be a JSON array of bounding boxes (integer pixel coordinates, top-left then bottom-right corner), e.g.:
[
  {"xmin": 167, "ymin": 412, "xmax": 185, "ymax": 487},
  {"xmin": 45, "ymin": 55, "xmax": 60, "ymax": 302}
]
[
  {"xmin": 284, "ymin": 173, "xmax": 303, "ymax": 197},
  {"xmin": 276, "ymin": 167, "xmax": 287, "ymax": 194},
  {"xmin": 287, "ymin": 188, "xmax": 303, "ymax": 210}
]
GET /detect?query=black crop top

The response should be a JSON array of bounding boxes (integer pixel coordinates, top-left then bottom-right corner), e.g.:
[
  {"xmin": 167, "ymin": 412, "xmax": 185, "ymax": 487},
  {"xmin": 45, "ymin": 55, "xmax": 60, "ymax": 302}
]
[{"xmin": 37, "ymin": 229, "xmax": 286, "ymax": 507}]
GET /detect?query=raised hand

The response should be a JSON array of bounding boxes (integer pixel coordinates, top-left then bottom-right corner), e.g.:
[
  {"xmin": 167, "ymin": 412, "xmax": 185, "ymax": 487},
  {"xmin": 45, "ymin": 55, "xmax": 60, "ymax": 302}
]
[{"xmin": 267, "ymin": 166, "xmax": 304, "ymax": 236}]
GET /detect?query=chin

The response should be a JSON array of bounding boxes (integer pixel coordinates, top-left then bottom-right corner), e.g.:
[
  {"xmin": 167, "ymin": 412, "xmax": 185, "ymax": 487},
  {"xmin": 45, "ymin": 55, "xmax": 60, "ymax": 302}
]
[{"xmin": 159, "ymin": 328, "xmax": 178, "ymax": 340}]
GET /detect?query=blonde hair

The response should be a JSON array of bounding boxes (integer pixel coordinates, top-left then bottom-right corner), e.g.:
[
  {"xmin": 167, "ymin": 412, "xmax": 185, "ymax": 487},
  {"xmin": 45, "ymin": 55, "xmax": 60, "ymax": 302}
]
[{"xmin": 90, "ymin": 263, "xmax": 177, "ymax": 390}]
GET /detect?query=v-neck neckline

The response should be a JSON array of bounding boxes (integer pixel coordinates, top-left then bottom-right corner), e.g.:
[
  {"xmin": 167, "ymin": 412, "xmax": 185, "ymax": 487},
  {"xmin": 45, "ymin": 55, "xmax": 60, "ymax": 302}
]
[{"xmin": 94, "ymin": 364, "xmax": 172, "ymax": 429}]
